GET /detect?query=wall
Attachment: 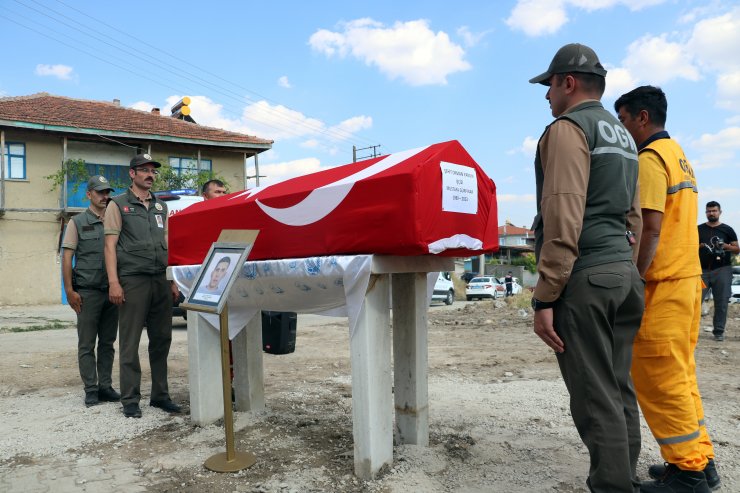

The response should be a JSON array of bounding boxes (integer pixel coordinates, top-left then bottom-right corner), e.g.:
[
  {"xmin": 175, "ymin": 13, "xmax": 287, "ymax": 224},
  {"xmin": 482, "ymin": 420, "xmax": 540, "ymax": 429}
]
[
  {"xmin": 0, "ymin": 130, "xmax": 65, "ymax": 305},
  {"xmin": 0, "ymin": 130, "xmax": 249, "ymax": 306}
]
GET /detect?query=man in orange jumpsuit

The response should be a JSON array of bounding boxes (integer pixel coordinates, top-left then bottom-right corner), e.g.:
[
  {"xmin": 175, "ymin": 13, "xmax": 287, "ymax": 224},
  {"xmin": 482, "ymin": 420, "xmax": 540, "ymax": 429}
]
[{"xmin": 616, "ymin": 86, "xmax": 719, "ymax": 492}]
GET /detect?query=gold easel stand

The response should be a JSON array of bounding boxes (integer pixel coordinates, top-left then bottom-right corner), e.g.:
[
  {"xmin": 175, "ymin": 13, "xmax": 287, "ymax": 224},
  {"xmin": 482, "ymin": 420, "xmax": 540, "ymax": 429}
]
[{"xmin": 204, "ymin": 303, "xmax": 257, "ymax": 472}]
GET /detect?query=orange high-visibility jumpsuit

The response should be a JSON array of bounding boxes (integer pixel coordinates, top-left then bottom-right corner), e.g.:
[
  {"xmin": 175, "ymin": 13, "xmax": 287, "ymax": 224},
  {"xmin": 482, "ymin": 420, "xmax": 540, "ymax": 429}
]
[{"xmin": 631, "ymin": 136, "xmax": 715, "ymax": 471}]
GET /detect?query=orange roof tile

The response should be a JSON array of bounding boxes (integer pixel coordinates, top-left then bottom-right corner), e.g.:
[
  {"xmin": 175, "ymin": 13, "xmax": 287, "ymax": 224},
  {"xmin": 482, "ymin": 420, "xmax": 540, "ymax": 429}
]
[{"xmin": 0, "ymin": 93, "xmax": 272, "ymax": 147}]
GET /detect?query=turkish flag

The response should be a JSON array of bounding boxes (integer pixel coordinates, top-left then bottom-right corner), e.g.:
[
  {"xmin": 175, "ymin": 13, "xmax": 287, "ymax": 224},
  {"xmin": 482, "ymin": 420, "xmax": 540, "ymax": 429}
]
[{"xmin": 168, "ymin": 140, "xmax": 498, "ymax": 265}]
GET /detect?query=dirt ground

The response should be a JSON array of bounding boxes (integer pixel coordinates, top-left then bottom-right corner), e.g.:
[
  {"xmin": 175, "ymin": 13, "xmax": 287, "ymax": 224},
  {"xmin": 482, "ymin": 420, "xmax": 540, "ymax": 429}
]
[{"xmin": 0, "ymin": 298, "xmax": 738, "ymax": 492}]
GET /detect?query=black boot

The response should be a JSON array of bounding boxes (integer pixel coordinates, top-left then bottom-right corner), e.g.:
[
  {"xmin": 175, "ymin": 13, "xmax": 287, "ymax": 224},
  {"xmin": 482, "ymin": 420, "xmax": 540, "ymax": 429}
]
[
  {"xmin": 649, "ymin": 460, "xmax": 720, "ymax": 491},
  {"xmin": 641, "ymin": 463, "xmax": 710, "ymax": 493}
]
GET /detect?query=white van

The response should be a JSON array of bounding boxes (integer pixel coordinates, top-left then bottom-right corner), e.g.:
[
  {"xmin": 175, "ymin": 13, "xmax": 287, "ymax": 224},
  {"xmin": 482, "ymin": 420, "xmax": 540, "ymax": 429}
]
[{"xmin": 431, "ymin": 272, "xmax": 455, "ymax": 305}]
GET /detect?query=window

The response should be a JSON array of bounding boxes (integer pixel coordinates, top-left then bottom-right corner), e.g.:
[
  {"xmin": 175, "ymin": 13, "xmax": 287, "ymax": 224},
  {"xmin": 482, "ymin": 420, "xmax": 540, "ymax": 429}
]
[
  {"xmin": 66, "ymin": 163, "xmax": 129, "ymax": 208},
  {"xmin": 3, "ymin": 142, "xmax": 26, "ymax": 179},
  {"xmin": 517, "ymin": 237, "xmax": 528, "ymax": 246},
  {"xmin": 168, "ymin": 156, "xmax": 212, "ymax": 176}
]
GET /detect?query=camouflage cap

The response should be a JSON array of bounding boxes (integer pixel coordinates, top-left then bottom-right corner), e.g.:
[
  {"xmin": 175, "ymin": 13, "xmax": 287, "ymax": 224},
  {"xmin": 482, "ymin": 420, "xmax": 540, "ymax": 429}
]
[
  {"xmin": 529, "ymin": 43, "xmax": 607, "ymax": 85},
  {"xmin": 129, "ymin": 153, "xmax": 162, "ymax": 168},
  {"xmin": 87, "ymin": 175, "xmax": 114, "ymax": 192}
]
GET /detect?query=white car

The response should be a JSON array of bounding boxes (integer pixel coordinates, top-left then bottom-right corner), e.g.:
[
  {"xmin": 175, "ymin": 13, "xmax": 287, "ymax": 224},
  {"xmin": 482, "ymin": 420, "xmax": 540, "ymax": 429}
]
[
  {"xmin": 730, "ymin": 276, "xmax": 740, "ymax": 304},
  {"xmin": 155, "ymin": 189, "xmax": 204, "ymax": 217},
  {"xmin": 498, "ymin": 277, "xmax": 523, "ymax": 295},
  {"xmin": 431, "ymin": 272, "xmax": 455, "ymax": 305},
  {"xmin": 466, "ymin": 276, "xmax": 505, "ymax": 300}
]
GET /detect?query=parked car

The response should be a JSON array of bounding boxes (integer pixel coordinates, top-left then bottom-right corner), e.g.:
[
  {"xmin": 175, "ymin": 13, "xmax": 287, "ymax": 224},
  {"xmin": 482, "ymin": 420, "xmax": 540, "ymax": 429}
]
[
  {"xmin": 466, "ymin": 276, "xmax": 505, "ymax": 300},
  {"xmin": 731, "ymin": 276, "xmax": 740, "ymax": 304},
  {"xmin": 498, "ymin": 277, "xmax": 523, "ymax": 295},
  {"xmin": 460, "ymin": 272, "xmax": 478, "ymax": 284},
  {"xmin": 431, "ymin": 272, "xmax": 455, "ymax": 305}
]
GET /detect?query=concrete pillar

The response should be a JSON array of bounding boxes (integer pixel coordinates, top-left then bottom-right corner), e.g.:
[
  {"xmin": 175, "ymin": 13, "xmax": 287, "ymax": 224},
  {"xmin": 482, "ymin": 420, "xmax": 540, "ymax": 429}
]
[
  {"xmin": 187, "ymin": 312, "xmax": 224, "ymax": 425},
  {"xmin": 391, "ymin": 272, "xmax": 429, "ymax": 446},
  {"xmin": 350, "ymin": 274, "xmax": 393, "ymax": 479},
  {"xmin": 233, "ymin": 313, "xmax": 265, "ymax": 412}
]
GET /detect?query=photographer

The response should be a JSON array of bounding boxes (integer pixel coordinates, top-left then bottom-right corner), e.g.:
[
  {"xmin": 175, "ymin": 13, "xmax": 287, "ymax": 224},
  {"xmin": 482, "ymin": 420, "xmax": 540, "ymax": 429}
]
[{"xmin": 698, "ymin": 201, "xmax": 739, "ymax": 341}]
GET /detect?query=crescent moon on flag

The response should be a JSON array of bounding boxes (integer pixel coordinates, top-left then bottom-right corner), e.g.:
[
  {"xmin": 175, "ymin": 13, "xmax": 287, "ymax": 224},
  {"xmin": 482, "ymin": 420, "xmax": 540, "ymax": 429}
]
[{"xmin": 253, "ymin": 146, "xmax": 428, "ymax": 227}]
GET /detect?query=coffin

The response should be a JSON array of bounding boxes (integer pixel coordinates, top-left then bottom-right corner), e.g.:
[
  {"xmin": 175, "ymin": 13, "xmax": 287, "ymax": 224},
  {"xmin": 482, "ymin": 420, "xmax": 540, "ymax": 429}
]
[{"xmin": 168, "ymin": 140, "xmax": 498, "ymax": 265}]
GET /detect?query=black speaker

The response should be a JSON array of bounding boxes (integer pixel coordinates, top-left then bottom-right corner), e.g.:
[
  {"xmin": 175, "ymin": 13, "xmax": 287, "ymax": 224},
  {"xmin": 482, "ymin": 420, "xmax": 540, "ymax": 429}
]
[{"xmin": 261, "ymin": 311, "xmax": 297, "ymax": 355}]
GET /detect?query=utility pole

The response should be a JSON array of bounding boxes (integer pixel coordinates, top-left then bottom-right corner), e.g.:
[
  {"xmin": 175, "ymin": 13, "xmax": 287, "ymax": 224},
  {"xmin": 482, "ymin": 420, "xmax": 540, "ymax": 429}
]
[{"xmin": 352, "ymin": 144, "xmax": 381, "ymax": 162}]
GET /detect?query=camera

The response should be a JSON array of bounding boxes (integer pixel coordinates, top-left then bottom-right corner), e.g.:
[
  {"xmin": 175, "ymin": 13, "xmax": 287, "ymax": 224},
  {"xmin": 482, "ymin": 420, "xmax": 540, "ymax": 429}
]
[{"xmin": 704, "ymin": 236, "xmax": 725, "ymax": 260}]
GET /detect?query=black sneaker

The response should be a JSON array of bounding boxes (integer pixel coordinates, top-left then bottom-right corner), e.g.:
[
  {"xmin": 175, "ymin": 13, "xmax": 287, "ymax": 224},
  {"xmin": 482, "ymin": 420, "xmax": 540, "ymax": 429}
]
[
  {"xmin": 123, "ymin": 403, "xmax": 142, "ymax": 418},
  {"xmin": 713, "ymin": 334, "xmax": 724, "ymax": 342},
  {"xmin": 649, "ymin": 460, "xmax": 720, "ymax": 490},
  {"xmin": 84, "ymin": 391, "xmax": 100, "ymax": 407},
  {"xmin": 641, "ymin": 463, "xmax": 710, "ymax": 492},
  {"xmin": 149, "ymin": 399, "xmax": 182, "ymax": 413},
  {"xmin": 98, "ymin": 387, "xmax": 121, "ymax": 402}
]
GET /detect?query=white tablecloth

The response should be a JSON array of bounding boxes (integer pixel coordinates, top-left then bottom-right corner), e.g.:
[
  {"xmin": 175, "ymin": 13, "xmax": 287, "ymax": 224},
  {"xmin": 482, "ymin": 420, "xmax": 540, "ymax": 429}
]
[{"xmin": 171, "ymin": 255, "xmax": 374, "ymax": 339}]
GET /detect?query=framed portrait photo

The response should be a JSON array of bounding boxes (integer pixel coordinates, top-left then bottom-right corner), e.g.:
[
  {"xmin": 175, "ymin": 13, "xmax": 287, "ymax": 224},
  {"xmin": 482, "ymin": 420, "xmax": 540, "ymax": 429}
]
[{"xmin": 181, "ymin": 241, "xmax": 254, "ymax": 315}]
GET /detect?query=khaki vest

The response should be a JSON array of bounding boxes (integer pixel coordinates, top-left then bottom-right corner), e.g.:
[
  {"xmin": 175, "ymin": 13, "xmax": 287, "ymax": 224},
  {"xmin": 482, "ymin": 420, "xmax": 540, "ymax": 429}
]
[
  {"xmin": 71, "ymin": 208, "xmax": 107, "ymax": 289},
  {"xmin": 534, "ymin": 100, "xmax": 639, "ymax": 272},
  {"xmin": 111, "ymin": 188, "xmax": 169, "ymax": 276}
]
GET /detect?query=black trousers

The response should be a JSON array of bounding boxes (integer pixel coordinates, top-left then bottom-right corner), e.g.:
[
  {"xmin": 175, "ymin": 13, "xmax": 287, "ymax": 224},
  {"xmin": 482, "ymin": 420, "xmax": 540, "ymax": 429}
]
[
  {"xmin": 553, "ymin": 261, "xmax": 644, "ymax": 493},
  {"xmin": 76, "ymin": 288, "xmax": 118, "ymax": 392},
  {"xmin": 702, "ymin": 266, "xmax": 732, "ymax": 336},
  {"xmin": 118, "ymin": 274, "xmax": 172, "ymax": 406}
]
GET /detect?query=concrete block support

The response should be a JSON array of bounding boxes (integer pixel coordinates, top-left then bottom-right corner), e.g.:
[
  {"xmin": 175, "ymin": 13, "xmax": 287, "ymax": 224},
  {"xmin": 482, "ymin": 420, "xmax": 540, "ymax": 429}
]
[
  {"xmin": 391, "ymin": 272, "xmax": 429, "ymax": 446},
  {"xmin": 350, "ymin": 274, "xmax": 393, "ymax": 479},
  {"xmin": 187, "ymin": 313, "xmax": 224, "ymax": 425},
  {"xmin": 232, "ymin": 313, "xmax": 265, "ymax": 412}
]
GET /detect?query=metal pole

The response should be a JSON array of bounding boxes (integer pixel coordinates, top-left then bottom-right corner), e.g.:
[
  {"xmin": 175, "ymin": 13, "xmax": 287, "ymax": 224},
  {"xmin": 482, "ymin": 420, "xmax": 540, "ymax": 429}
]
[
  {"xmin": 353, "ymin": 145, "xmax": 357, "ymax": 163},
  {"xmin": 62, "ymin": 137, "xmax": 68, "ymax": 209},
  {"xmin": 0, "ymin": 130, "xmax": 5, "ymax": 210},
  {"xmin": 203, "ymin": 302, "xmax": 256, "ymax": 472},
  {"xmin": 254, "ymin": 154, "xmax": 260, "ymax": 187},
  {"xmin": 243, "ymin": 153, "xmax": 248, "ymax": 190}
]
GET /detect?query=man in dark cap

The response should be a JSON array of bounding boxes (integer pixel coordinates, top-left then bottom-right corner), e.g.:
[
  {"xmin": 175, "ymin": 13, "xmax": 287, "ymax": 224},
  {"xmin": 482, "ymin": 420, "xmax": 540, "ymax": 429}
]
[
  {"xmin": 104, "ymin": 154, "xmax": 181, "ymax": 418},
  {"xmin": 529, "ymin": 43, "xmax": 644, "ymax": 492},
  {"xmin": 62, "ymin": 175, "xmax": 120, "ymax": 407}
]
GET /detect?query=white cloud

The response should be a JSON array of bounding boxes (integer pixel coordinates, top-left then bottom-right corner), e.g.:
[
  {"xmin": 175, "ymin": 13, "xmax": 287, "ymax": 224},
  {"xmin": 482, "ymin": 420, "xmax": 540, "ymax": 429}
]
[
  {"xmin": 623, "ymin": 35, "xmax": 700, "ymax": 84},
  {"xmin": 506, "ymin": 0, "xmax": 568, "ymax": 37},
  {"xmin": 278, "ymin": 76, "xmax": 292, "ymax": 89},
  {"xmin": 309, "ymin": 18, "xmax": 471, "ymax": 86},
  {"xmin": 507, "ymin": 0, "xmax": 665, "ymax": 36},
  {"xmin": 603, "ymin": 66, "xmax": 640, "ymax": 100},
  {"xmin": 692, "ymin": 126, "xmax": 740, "ymax": 151},
  {"xmin": 257, "ymin": 157, "xmax": 332, "ymax": 186},
  {"xmin": 129, "ymin": 100, "xmax": 155, "ymax": 111},
  {"xmin": 456, "ymin": 26, "xmax": 490, "ymax": 47},
  {"xmin": 716, "ymin": 71, "xmax": 740, "ymax": 111},
  {"xmin": 690, "ymin": 126, "xmax": 740, "ymax": 170},
  {"xmin": 507, "ymin": 136, "xmax": 539, "ymax": 158},
  {"xmin": 330, "ymin": 115, "xmax": 373, "ymax": 136},
  {"xmin": 35, "ymin": 64, "xmax": 74, "ymax": 80},
  {"xmin": 687, "ymin": 8, "xmax": 740, "ymax": 72},
  {"xmin": 158, "ymin": 95, "xmax": 371, "ymax": 148}
]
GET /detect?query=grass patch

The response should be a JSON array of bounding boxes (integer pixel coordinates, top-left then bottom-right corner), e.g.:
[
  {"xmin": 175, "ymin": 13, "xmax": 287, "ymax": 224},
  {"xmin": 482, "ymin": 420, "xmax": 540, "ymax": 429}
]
[
  {"xmin": 1, "ymin": 321, "xmax": 72, "ymax": 333},
  {"xmin": 506, "ymin": 292, "xmax": 533, "ymax": 310}
]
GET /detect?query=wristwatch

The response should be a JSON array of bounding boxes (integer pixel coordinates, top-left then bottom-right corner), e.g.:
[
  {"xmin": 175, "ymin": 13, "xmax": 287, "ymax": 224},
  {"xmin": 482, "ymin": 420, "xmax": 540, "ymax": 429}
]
[{"xmin": 531, "ymin": 297, "xmax": 555, "ymax": 311}]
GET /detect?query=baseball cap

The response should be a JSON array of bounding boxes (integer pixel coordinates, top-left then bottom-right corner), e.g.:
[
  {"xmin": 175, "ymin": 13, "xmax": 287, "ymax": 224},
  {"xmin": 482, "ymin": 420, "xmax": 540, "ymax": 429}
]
[
  {"xmin": 87, "ymin": 175, "xmax": 115, "ymax": 192},
  {"xmin": 129, "ymin": 153, "xmax": 162, "ymax": 168},
  {"xmin": 529, "ymin": 43, "xmax": 607, "ymax": 85}
]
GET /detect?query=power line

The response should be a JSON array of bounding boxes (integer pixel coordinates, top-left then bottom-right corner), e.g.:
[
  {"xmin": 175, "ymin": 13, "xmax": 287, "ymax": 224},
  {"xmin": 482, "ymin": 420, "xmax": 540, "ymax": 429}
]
[{"xmin": 9, "ymin": 0, "xmax": 380, "ymax": 153}]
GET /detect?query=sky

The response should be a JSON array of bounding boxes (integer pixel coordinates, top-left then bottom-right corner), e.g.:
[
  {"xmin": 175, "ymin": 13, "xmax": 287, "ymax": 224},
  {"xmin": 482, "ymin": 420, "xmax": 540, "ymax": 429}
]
[{"xmin": 2, "ymin": 0, "xmax": 740, "ymax": 229}]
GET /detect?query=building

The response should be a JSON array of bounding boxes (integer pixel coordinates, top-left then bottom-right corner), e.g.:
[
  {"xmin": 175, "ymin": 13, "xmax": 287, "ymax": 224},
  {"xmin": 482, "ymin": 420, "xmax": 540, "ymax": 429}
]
[{"xmin": 0, "ymin": 93, "xmax": 272, "ymax": 305}]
